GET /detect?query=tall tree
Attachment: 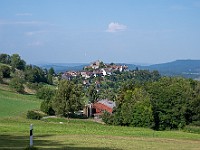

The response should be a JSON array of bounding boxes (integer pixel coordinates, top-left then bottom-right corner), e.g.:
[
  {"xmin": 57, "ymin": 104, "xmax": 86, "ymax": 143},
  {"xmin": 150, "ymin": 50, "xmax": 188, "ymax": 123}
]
[
  {"xmin": 0, "ymin": 65, "xmax": 11, "ymax": 78},
  {"xmin": 25, "ymin": 65, "xmax": 47, "ymax": 83},
  {"xmin": 11, "ymin": 54, "xmax": 26, "ymax": 70},
  {"xmin": 87, "ymin": 84, "xmax": 98, "ymax": 103},
  {"xmin": 0, "ymin": 53, "xmax": 11, "ymax": 64},
  {"xmin": 53, "ymin": 80, "xmax": 84, "ymax": 116},
  {"xmin": 48, "ymin": 67, "xmax": 55, "ymax": 76},
  {"xmin": 146, "ymin": 77, "xmax": 193, "ymax": 130},
  {"xmin": 113, "ymin": 87, "xmax": 154, "ymax": 127},
  {"xmin": 37, "ymin": 87, "xmax": 56, "ymax": 115}
]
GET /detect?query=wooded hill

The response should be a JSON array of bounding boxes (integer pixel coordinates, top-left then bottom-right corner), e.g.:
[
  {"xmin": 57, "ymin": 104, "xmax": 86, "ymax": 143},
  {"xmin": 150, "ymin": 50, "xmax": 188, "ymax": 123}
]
[{"xmin": 139, "ymin": 60, "xmax": 200, "ymax": 79}]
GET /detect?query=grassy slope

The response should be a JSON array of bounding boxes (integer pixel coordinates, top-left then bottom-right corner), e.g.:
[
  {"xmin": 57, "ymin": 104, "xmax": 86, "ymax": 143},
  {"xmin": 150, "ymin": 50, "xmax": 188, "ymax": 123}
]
[
  {"xmin": 0, "ymin": 85, "xmax": 200, "ymax": 150},
  {"xmin": 0, "ymin": 84, "xmax": 41, "ymax": 117}
]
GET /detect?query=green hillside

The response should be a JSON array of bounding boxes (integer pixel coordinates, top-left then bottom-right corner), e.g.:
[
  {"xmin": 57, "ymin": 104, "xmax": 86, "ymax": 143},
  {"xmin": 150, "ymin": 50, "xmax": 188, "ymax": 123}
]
[{"xmin": 0, "ymin": 85, "xmax": 41, "ymax": 117}]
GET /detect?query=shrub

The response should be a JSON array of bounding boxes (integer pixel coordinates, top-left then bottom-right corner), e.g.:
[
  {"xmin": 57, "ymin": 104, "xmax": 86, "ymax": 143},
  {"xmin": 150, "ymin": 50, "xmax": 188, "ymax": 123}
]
[
  {"xmin": 26, "ymin": 82, "xmax": 43, "ymax": 91},
  {"xmin": 27, "ymin": 110, "xmax": 44, "ymax": 120},
  {"xmin": 102, "ymin": 111, "xmax": 114, "ymax": 125},
  {"xmin": 184, "ymin": 125, "xmax": 200, "ymax": 134},
  {"xmin": 36, "ymin": 87, "xmax": 55, "ymax": 100},
  {"xmin": 40, "ymin": 100, "xmax": 55, "ymax": 115},
  {"xmin": 68, "ymin": 112, "xmax": 88, "ymax": 119},
  {"xmin": 9, "ymin": 77, "xmax": 24, "ymax": 93}
]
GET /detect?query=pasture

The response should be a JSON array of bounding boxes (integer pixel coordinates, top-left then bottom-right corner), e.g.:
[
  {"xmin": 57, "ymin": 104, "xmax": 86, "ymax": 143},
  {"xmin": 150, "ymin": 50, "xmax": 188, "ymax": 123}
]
[{"xmin": 0, "ymin": 86, "xmax": 200, "ymax": 150}]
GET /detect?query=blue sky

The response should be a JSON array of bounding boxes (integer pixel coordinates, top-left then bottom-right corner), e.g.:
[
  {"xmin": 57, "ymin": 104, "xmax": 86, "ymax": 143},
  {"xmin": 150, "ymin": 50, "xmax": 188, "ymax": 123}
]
[{"xmin": 0, "ymin": 0, "xmax": 200, "ymax": 64}]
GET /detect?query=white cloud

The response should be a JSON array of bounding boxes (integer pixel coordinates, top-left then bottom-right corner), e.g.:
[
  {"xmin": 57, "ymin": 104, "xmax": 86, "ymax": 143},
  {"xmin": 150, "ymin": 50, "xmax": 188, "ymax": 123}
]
[
  {"xmin": 16, "ymin": 13, "xmax": 32, "ymax": 16},
  {"xmin": 106, "ymin": 22, "xmax": 127, "ymax": 33}
]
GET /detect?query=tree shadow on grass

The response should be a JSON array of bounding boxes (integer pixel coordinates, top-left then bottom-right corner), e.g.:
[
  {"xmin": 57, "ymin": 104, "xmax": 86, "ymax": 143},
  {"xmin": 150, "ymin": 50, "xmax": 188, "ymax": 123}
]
[
  {"xmin": 0, "ymin": 134, "xmax": 121, "ymax": 150},
  {"xmin": 0, "ymin": 134, "xmax": 63, "ymax": 150}
]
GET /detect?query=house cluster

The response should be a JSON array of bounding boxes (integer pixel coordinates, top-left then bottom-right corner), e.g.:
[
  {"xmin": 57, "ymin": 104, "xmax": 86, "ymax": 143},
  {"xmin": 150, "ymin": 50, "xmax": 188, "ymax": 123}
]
[{"xmin": 62, "ymin": 60, "xmax": 128, "ymax": 80}]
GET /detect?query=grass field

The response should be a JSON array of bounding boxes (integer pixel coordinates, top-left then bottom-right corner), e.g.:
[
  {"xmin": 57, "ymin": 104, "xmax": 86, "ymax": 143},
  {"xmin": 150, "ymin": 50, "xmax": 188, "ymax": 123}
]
[
  {"xmin": 0, "ymin": 84, "xmax": 41, "ymax": 117},
  {"xmin": 0, "ymin": 85, "xmax": 200, "ymax": 150}
]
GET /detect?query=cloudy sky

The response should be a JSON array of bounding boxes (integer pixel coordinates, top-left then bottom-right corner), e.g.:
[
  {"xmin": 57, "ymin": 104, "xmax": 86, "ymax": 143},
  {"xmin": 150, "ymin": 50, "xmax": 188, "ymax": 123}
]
[{"xmin": 0, "ymin": 0, "xmax": 200, "ymax": 64}]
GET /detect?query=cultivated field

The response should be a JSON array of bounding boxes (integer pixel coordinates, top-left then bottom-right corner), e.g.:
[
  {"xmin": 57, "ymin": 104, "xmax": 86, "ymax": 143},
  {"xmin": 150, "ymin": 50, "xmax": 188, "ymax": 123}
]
[{"xmin": 0, "ymin": 85, "xmax": 200, "ymax": 150}]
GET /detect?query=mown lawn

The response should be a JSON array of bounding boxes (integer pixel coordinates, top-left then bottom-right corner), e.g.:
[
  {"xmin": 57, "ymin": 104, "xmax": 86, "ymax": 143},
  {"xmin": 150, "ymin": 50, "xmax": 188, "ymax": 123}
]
[
  {"xmin": 0, "ymin": 117, "xmax": 200, "ymax": 150},
  {"xmin": 0, "ymin": 87, "xmax": 200, "ymax": 150}
]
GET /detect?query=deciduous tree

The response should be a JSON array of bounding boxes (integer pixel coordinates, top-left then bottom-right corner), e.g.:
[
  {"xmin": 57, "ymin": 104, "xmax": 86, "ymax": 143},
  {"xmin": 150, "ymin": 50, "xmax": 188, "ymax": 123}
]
[
  {"xmin": 53, "ymin": 80, "xmax": 84, "ymax": 116},
  {"xmin": 11, "ymin": 54, "xmax": 26, "ymax": 70},
  {"xmin": 0, "ymin": 53, "xmax": 11, "ymax": 64}
]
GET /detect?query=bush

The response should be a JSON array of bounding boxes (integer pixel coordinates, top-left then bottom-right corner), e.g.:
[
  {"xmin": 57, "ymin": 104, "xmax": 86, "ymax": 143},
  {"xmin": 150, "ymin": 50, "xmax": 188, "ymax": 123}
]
[
  {"xmin": 9, "ymin": 77, "xmax": 24, "ymax": 93},
  {"xmin": 102, "ymin": 111, "xmax": 114, "ymax": 125},
  {"xmin": 40, "ymin": 100, "xmax": 55, "ymax": 115},
  {"xmin": 26, "ymin": 82, "xmax": 43, "ymax": 91},
  {"xmin": 36, "ymin": 87, "xmax": 55, "ymax": 100},
  {"xmin": 27, "ymin": 110, "xmax": 44, "ymax": 120},
  {"xmin": 184, "ymin": 125, "xmax": 200, "ymax": 134},
  {"xmin": 68, "ymin": 112, "xmax": 88, "ymax": 119}
]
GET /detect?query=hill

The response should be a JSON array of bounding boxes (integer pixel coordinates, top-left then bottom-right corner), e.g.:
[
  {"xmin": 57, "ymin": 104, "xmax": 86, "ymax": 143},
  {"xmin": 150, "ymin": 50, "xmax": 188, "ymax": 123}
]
[
  {"xmin": 138, "ymin": 60, "xmax": 200, "ymax": 79},
  {"xmin": 124, "ymin": 60, "xmax": 200, "ymax": 79}
]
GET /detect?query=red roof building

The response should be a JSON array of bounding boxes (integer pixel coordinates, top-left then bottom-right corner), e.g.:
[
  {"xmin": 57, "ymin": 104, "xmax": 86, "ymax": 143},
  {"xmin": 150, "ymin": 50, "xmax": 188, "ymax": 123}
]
[{"xmin": 92, "ymin": 99, "xmax": 116, "ymax": 114}]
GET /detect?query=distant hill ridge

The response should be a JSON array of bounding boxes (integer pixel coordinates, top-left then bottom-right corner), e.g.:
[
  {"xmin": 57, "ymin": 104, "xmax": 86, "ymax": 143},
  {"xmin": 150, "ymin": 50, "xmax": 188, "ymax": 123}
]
[
  {"xmin": 137, "ymin": 60, "xmax": 200, "ymax": 79},
  {"xmin": 40, "ymin": 63, "xmax": 88, "ymax": 73}
]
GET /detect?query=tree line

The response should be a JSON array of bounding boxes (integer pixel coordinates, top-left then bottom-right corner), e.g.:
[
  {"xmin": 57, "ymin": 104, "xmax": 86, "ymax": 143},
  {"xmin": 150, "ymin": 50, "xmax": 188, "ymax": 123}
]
[
  {"xmin": 0, "ymin": 53, "xmax": 55, "ymax": 93},
  {"xmin": 102, "ymin": 77, "xmax": 200, "ymax": 130}
]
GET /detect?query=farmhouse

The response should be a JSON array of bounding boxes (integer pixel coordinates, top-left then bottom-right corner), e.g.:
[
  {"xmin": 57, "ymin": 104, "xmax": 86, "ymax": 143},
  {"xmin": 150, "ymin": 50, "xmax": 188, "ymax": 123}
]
[
  {"xmin": 84, "ymin": 99, "xmax": 116, "ymax": 118},
  {"xmin": 93, "ymin": 99, "xmax": 116, "ymax": 114}
]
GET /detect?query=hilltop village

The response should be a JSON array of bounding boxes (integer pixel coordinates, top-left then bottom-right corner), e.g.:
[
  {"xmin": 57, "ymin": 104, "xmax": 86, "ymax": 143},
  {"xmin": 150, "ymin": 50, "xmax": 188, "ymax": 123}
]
[{"xmin": 62, "ymin": 60, "xmax": 128, "ymax": 81}]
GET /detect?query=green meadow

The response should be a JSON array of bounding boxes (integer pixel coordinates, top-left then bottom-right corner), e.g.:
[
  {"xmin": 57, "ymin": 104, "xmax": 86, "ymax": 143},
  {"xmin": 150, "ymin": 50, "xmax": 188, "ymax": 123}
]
[
  {"xmin": 0, "ymin": 85, "xmax": 200, "ymax": 150},
  {"xmin": 0, "ymin": 85, "xmax": 40, "ymax": 118}
]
